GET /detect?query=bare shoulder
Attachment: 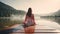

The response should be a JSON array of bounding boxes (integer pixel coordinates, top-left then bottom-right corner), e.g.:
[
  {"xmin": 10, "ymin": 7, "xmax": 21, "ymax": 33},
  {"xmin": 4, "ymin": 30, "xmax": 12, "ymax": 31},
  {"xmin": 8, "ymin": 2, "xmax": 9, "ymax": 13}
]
[
  {"xmin": 32, "ymin": 14, "xmax": 34, "ymax": 17},
  {"xmin": 32, "ymin": 14, "xmax": 34, "ymax": 16}
]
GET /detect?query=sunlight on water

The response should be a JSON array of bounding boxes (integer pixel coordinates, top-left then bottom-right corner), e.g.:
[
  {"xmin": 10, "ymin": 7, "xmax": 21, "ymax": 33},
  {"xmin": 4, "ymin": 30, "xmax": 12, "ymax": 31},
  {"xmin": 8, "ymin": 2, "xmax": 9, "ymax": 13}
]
[
  {"xmin": 9, "ymin": 14, "xmax": 60, "ymax": 30},
  {"xmin": 35, "ymin": 15, "xmax": 60, "ymax": 30}
]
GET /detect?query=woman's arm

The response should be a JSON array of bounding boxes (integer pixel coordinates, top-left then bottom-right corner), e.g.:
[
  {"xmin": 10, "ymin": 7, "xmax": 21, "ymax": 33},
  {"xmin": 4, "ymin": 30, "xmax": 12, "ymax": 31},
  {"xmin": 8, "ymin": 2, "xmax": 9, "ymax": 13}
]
[
  {"xmin": 23, "ymin": 15, "xmax": 27, "ymax": 24},
  {"xmin": 32, "ymin": 14, "xmax": 36, "ymax": 24}
]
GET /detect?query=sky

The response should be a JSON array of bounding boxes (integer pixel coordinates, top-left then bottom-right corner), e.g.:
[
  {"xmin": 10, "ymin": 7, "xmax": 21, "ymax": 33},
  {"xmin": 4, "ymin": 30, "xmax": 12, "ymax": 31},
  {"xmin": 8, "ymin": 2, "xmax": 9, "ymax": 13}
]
[{"xmin": 0, "ymin": 0, "xmax": 60, "ymax": 15}]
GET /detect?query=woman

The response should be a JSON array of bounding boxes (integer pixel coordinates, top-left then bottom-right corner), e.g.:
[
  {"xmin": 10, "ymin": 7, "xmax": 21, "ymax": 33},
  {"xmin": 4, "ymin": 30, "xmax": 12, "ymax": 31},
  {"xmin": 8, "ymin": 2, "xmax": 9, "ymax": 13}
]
[{"xmin": 23, "ymin": 8, "xmax": 36, "ymax": 34}]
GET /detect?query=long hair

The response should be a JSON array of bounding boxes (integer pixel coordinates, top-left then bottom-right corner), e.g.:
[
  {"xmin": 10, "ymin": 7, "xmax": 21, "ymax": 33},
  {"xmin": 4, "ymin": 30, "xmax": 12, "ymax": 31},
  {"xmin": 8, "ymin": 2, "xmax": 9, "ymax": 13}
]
[{"xmin": 26, "ymin": 8, "xmax": 32, "ymax": 17}]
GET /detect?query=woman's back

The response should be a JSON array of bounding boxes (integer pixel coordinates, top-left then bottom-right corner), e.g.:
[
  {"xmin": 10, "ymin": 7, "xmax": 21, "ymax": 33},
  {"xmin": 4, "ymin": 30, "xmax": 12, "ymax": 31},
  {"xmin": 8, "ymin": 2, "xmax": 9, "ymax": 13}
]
[
  {"xmin": 24, "ymin": 14, "xmax": 35, "ymax": 25},
  {"xmin": 24, "ymin": 8, "xmax": 35, "ymax": 34}
]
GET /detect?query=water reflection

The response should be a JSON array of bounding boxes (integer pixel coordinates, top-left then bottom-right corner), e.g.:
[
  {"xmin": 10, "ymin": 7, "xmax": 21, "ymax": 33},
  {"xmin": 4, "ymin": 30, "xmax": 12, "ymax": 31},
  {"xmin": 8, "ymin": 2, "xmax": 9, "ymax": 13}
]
[
  {"xmin": 40, "ymin": 16, "xmax": 60, "ymax": 25},
  {"xmin": 0, "ymin": 15, "xmax": 60, "ymax": 34},
  {"xmin": 0, "ymin": 25, "xmax": 59, "ymax": 34},
  {"xmin": 40, "ymin": 16, "xmax": 60, "ymax": 29},
  {"xmin": 0, "ymin": 24, "xmax": 24, "ymax": 34}
]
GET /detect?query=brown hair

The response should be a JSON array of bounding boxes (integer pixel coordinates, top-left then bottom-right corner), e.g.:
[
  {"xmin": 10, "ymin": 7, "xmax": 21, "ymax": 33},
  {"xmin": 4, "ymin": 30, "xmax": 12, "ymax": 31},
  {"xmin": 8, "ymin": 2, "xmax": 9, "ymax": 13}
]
[{"xmin": 26, "ymin": 8, "xmax": 32, "ymax": 17}]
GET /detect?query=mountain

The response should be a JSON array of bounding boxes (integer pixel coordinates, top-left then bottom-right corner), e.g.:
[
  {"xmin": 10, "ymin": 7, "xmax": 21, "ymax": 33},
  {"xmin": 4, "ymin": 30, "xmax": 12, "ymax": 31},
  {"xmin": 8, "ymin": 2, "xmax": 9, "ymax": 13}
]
[
  {"xmin": 40, "ymin": 10, "xmax": 60, "ymax": 24},
  {"xmin": 0, "ymin": 2, "xmax": 26, "ymax": 17},
  {"xmin": 0, "ymin": 2, "xmax": 15, "ymax": 10},
  {"xmin": 0, "ymin": 2, "xmax": 26, "ymax": 27},
  {"xmin": 52, "ymin": 10, "xmax": 60, "ymax": 16}
]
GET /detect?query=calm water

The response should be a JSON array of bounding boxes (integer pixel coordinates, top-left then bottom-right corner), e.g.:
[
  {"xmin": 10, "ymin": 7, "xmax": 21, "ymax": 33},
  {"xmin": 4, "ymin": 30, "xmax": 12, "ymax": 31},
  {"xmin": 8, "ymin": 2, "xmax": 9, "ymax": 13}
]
[
  {"xmin": 0, "ymin": 15, "xmax": 60, "ymax": 34},
  {"xmin": 35, "ymin": 16, "xmax": 60, "ymax": 29}
]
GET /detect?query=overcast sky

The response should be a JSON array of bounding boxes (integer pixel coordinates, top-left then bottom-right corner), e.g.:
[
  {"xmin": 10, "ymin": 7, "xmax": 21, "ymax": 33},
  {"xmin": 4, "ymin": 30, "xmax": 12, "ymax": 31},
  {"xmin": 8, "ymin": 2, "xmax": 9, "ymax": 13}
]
[{"xmin": 0, "ymin": 0, "xmax": 60, "ymax": 15}]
